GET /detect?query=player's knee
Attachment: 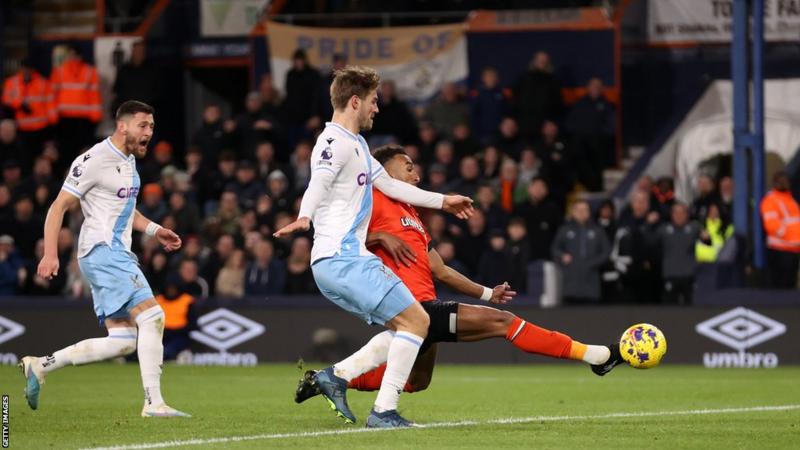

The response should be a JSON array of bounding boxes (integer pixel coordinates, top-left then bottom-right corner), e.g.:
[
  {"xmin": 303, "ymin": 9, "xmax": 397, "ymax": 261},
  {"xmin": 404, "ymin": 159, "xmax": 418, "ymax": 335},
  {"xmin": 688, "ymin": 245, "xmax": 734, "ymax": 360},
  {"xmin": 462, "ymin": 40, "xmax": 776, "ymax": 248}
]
[
  {"xmin": 413, "ymin": 308, "xmax": 430, "ymax": 337},
  {"xmin": 109, "ymin": 328, "xmax": 138, "ymax": 356},
  {"xmin": 135, "ymin": 305, "xmax": 166, "ymax": 332},
  {"xmin": 118, "ymin": 343, "xmax": 137, "ymax": 356},
  {"xmin": 393, "ymin": 303, "xmax": 429, "ymax": 337},
  {"xmin": 493, "ymin": 311, "xmax": 516, "ymax": 332}
]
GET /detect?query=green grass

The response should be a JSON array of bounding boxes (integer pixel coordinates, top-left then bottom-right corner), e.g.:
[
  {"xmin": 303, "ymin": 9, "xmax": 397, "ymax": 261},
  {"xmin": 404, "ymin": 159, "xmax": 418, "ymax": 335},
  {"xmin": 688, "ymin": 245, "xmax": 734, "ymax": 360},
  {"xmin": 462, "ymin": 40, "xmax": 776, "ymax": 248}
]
[{"xmin": 2, "ymin": 363, "xmax": 799, "ymax": 449}]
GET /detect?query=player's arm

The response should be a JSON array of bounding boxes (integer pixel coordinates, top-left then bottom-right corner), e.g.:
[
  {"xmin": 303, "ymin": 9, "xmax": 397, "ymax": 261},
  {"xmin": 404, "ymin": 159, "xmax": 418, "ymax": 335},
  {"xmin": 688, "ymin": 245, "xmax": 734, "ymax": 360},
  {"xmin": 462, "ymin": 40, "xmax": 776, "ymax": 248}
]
[
  {"xmin": 427, "ymin": 248, "xmax": 516, "ymax": 304},
  {"xmin": 371, "ymin": 163, "xmax": 474, "ymax": 219},
  {"xmin": 275, "ymin": 141, "xmax": 348, "ymax": 237},
  {"xmin": 38, "ymin": 190, "xmax": 80, "ymax": 279},
  {"xmin": 134, "ymin": 210, "xmax": 182, "ymax": 252}
]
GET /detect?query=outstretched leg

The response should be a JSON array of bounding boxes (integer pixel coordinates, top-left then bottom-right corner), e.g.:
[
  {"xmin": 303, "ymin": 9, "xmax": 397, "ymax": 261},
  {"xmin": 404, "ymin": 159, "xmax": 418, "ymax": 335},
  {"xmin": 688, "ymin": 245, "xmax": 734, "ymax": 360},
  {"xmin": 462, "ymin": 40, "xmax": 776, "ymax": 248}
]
[
  {"xmin": 456, "ymin": 304, "xmax": 612, "ymax": 365},
  {"xmin": 20, "ymin": 318, "xmax": 137, "ymax": 410}
]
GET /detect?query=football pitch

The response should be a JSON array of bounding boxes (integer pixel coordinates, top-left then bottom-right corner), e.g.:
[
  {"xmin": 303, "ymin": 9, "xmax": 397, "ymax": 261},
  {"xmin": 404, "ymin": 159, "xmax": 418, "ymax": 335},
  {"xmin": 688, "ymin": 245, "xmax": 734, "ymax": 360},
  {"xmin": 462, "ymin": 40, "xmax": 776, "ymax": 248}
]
[{"xmin": 2, "ymin": 363, "xmax": 798, "ymax": 449}]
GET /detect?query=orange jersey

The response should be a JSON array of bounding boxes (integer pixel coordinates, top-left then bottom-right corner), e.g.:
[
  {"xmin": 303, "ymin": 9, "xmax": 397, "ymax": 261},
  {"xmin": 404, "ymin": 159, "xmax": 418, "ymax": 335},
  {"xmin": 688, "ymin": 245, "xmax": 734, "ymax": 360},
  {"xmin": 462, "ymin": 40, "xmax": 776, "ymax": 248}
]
[{"xmin": 368, "ymin": 188, "xmax": 437, "ymax": 302}]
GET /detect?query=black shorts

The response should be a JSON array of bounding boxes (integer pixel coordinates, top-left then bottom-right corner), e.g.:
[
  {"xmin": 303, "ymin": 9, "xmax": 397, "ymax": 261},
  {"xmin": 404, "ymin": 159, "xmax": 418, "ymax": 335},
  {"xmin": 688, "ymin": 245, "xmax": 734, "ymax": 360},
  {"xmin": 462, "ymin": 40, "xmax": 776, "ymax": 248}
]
[{"xmin": 419, "ymin": 300, "xmax": 459, "ymax": 352}]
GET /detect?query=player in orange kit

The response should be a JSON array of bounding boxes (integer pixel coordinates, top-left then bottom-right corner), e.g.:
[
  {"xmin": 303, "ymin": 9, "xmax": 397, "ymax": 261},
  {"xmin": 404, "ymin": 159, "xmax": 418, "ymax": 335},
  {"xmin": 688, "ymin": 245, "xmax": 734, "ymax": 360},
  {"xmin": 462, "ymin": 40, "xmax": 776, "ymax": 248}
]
[{"xmin": 295, "ymin": 145, "xmax": 624, "ymax": 415}]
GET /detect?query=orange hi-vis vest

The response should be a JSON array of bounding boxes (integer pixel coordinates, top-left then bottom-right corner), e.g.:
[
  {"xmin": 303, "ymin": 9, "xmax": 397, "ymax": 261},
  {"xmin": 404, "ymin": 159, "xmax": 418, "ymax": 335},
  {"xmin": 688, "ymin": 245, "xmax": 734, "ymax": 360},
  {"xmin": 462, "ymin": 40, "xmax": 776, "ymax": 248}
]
[
  {"xmin": 761, "ymin": 189, "xmax": 800, "ymax": 253},
  {"xmin": 156, "ymin": 293, "xmax": 194, "ymax": 330},
  {"xmin": 2, "ymin": 71, "xmax": 57, "ymax": 131},
  {"xmin": 50, "ymin": 59, "xmax": 102, "ymax": 123}
]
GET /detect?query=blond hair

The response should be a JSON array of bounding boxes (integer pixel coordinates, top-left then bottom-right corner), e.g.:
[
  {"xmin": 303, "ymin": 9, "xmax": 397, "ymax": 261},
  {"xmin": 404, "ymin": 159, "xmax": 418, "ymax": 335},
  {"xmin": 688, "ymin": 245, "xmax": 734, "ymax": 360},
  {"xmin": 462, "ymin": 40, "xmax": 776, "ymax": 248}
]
[{"xmin": 330, "ymin": 65, "xmax": 380, "ymax": 111}]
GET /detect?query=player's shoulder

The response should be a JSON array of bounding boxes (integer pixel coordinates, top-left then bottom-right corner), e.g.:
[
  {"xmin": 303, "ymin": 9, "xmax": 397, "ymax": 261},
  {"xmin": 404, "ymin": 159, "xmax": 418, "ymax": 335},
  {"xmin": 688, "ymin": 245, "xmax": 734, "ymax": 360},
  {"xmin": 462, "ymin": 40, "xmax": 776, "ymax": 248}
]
[
  {"xmin": 69, "ymin": 141, "xmax": 107, "ymax": 167},
  {"xmin": 316, "ymin": 126, "xmax": 354, "ymax": 149}
]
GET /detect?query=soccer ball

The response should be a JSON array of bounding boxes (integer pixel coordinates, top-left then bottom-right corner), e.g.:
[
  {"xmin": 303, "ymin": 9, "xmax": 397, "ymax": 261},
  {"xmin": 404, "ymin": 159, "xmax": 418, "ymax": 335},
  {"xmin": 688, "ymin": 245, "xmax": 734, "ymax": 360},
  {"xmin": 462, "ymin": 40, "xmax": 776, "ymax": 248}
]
[{"xmin": 619, "ymin": 323, "xmax": 667, "ymax": 369}]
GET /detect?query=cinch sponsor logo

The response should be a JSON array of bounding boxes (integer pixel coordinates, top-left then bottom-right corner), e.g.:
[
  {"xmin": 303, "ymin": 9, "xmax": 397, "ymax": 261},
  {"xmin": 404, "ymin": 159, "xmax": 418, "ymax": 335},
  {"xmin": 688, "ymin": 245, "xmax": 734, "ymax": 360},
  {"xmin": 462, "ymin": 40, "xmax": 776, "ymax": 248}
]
[
  {"xmin": 185, "ymin": 308, "xmax": 265, "ymax": 366},
  {"xmin": 116, "ymin": 186, "xmax": 140, "ymax": 199},
  {"xmin": 696, "ymin": 307, "xmax": 787, "ymax": 368},
  {"xmin": 357, "ymin": 172, "xmax": 367, "ymax": 186}
]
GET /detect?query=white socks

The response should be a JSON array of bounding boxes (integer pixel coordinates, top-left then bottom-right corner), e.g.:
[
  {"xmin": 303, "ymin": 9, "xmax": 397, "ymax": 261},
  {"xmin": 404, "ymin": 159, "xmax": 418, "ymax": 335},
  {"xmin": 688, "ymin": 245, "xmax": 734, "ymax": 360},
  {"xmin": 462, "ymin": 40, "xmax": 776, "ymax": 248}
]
[
  {"xmin": 583, "ymin": 345, "xmax": 612, "ymax": 365},
  {"xmin": 333, "ymin": 331, "xmax": 394, "ymax": 380},
  {"xmin": 374, "ymin": 331, "xmax": 424, "ymax": 413},
  {"xmin": 38, "ymin": 327, "xmax": 138, "ymax": 374},
  {"xmin": 135, "ymin": 306, "xmax": 166, "ymax": 407}
]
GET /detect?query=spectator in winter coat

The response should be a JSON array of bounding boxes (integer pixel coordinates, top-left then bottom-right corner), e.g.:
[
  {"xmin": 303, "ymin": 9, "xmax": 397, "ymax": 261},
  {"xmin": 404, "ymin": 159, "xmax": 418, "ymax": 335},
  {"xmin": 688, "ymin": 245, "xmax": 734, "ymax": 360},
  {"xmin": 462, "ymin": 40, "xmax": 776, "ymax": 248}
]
[
  {"xmin": 425, "ymin": 82, "xmax": 469, "ymax": 139},
  {"xmin": 656, "ymin": 202, "xmax": 709, "ymax": 304},
  {"xmin": 191, "ymin": 104, "xmax": 228, "ymax": 167},
  {"xmin": 551, "ymin": 200, "xmax": 610, "ymax": 304},
  {"xmin": 505, "ymin": 218, "xmax": 530, "ymax": 293},
  {"xmin": 0, "ymin": 235, "xmax": 26, "ymax": 295},
  {"xmin": 514, "ymin": 177, "xmax": 562, "ymax": 261},
  {"xmin": 565, "ymin": 77, "xmax": 617, "ymax": 170},
  {"xmin": 368, "ymin": 80, "xmax": 417, "ymax": 144},
  {"xmin": 215, "ymin": 249, "xmax": 246, "ymax": 298},
  {"xmin": 690, "ymin": 174, "xmax": 720, "ymax": 221},
  {"xmin": 470, "ymin": 66, "xmax": 509, "ymax": 143},
  {"xmin": 513, "ymin": 51, "xmax": 564, "ymax": 139},
  {"xmin": 477, "ymin": 229, "xmax": 510, "ymax": 288},
  {"xmin": 244, "ymin": 239, "xmax": 286, "ymax": 296},
  {"xmin": 283, "ymin": 48, "xmax": 320, "ymax": 144}
]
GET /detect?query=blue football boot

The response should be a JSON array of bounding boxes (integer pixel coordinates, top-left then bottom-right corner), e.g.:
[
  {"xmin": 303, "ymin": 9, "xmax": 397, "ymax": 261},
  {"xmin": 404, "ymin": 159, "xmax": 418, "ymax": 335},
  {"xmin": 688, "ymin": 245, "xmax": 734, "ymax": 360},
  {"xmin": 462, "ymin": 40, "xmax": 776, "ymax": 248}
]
[
  {"xmin": 365, "ymin": 409, "xmax": 418, "ymax": 428},
  {"xmin": 315, "ymin": 367, "xmax": 356, "ymax": 424}
]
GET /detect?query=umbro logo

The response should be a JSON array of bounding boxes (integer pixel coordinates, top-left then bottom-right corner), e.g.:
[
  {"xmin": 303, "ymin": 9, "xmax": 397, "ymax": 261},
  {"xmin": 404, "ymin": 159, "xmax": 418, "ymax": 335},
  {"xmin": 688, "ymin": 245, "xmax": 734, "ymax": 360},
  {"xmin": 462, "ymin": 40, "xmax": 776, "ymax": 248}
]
[
  {"xmin": 696, "ymin": 307, "xmax": 786, "ymax": 351},
  {"xmin": 189, "ymin": 308, "xmax": 265, "ymax": 352},
  {"xmin": 0, "ymin": 315, "xmax": 25, "ymax": 345}
]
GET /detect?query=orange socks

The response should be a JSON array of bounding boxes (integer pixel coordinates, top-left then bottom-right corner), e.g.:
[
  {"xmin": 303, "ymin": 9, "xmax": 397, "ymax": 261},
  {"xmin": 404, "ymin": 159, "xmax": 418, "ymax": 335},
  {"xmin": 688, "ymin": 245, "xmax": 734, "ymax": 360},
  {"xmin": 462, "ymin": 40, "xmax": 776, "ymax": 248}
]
[
  {"xmin": 347, "ymin": 363, "xmax": 415, "ymax": 392},
  {"xmin": 505, "ymin": 316, "xmax": 586, "ymax": 361}
]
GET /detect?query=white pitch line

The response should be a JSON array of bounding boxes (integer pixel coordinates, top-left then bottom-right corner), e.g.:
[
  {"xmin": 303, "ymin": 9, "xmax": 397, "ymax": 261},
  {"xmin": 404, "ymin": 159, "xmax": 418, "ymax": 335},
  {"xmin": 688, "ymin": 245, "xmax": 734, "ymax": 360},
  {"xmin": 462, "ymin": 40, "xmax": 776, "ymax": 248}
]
[{"xmin": 82, "ymin": 404, "xmax": 800, "ymax": 450}]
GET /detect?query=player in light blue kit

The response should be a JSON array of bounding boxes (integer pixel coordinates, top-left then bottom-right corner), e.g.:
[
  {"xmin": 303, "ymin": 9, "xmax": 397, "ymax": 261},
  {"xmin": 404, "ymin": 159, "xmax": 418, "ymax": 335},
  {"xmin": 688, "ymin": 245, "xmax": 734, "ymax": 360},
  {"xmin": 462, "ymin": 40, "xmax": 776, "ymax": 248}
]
[
  {"xmin": 19, "ymin": 101, "xmax": 190, "ymax": 418},
  {"xmin": 274, "ymin": 66, "xmax": 474, "ymax": 428}
]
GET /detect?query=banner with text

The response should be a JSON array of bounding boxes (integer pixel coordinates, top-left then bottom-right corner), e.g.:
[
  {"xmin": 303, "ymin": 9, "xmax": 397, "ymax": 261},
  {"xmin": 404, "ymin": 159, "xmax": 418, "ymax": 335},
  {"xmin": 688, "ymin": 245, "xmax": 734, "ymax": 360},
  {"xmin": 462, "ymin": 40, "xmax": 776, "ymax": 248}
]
[
  {"xmin": 266, "ymin": 21, "xmax": 469, "ymax": 101},
  {"xmin": 648, "ymin": 0, "xmax": 800, "ymax": 43}
]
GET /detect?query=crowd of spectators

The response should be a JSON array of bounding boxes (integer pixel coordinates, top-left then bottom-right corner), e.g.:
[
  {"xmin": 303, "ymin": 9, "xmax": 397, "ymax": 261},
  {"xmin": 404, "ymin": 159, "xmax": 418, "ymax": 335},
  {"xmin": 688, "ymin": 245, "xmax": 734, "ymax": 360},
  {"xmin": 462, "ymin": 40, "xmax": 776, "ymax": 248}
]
[{"xmin": 1, "ymin": 43, "xmax": 795, "ymax": 305}]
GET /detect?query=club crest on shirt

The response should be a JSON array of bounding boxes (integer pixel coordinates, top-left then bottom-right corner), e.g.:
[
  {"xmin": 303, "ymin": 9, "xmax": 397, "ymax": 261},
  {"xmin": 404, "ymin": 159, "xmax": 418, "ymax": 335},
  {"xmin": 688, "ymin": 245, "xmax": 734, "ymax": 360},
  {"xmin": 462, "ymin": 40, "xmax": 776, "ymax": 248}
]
[
  {"xmin": 131, "ymin": 274, "xmax": 144, "ymax": 289},
  {"xmin": 400, "ymin": 216, "xmax": 425, "ymax": 234}
]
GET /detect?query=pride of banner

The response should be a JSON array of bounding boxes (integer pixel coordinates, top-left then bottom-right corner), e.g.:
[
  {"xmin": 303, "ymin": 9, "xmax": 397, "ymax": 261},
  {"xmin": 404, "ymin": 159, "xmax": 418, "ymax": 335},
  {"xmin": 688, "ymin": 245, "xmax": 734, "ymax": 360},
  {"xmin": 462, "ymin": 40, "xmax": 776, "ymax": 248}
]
[{"xmin": 266, "ymin": 21, "xmax": 469, "ymax": 101}]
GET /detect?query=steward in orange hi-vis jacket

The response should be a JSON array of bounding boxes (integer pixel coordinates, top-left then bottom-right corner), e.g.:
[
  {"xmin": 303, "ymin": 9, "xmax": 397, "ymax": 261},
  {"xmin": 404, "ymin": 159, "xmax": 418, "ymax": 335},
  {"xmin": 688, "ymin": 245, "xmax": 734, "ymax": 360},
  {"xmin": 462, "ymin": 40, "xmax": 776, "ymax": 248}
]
[
  {"xmin": 2, "ymin": 61, "xmax": 57, "ymax": 132},
  {"xmin": 760, "ymin": 171, "xmax": 800, "ymax": 289},
  {"xmin": 50, "ymin": 45, "xmax": 103, "ymax": 161},
  {"xmin": 50, "ymin": 48, "xmax": 102, "ymax": 123}
]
